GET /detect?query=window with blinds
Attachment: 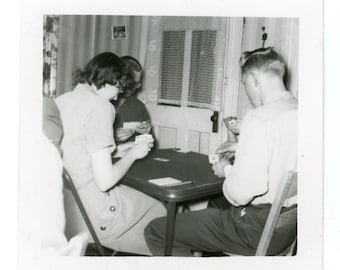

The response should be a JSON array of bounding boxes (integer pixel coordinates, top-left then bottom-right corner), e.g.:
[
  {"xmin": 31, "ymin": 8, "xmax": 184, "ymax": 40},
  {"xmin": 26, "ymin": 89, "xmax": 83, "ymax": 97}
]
[
  {"xmin": 159, "ymin": 31, "xmax": 185, "ymax": 104},
  {"xmin": 159, "ymin": 30, "xmax": 217, "ymax": 108}
]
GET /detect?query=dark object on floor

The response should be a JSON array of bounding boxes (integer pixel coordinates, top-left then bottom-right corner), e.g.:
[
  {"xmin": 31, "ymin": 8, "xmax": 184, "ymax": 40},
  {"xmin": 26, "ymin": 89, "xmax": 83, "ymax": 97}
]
[{"xmin": 85, "ymin": 243, "xmax": 146, "ymax": 256}]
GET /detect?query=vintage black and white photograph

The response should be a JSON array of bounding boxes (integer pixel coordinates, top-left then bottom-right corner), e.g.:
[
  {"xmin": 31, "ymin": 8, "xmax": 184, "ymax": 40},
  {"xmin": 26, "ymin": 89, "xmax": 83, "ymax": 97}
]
[
  {"xmin": 40, "ymin": 15, "xmax": 299, "ymax": 257},
  {"xmin": 18, "ymin": 0, "xmax": 323, "ymax": 270}
]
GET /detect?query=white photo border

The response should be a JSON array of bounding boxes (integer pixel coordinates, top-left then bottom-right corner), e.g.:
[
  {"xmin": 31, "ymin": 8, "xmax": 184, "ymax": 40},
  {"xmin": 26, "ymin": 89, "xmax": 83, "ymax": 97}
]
[{"xmin": 18, "ymin": 1, "xmax": 323, "ymax": 270}]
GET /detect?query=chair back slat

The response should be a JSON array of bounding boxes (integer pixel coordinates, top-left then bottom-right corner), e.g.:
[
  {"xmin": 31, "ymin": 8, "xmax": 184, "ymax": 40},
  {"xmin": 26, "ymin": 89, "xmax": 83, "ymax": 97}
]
[{"xmin": 255, "ymin": 171, "xmax": 297, "ymax": 256}]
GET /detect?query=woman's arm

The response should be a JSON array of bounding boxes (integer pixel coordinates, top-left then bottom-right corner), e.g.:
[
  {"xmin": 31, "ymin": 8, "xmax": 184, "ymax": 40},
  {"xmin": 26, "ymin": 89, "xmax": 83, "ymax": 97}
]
[
  {"xmin": 115, "ymin": 127, "xmax": 135, "ymax": 142},
  {"xmin": 91, "ymin": 140, "xmax": 153, "ymax": 192}
]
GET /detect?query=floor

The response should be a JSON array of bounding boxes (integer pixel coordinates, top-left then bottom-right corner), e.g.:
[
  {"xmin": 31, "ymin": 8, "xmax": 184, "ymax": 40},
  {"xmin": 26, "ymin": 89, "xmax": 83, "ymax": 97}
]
[{"xmin": 84, "ymin": 243, "xmax": 228, "ymax": 257}]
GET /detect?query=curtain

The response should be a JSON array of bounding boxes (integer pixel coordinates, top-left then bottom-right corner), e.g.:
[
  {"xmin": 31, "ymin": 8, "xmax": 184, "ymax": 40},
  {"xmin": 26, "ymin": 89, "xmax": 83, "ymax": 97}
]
[
  {"xmin": 43, "ymin": 15, "xmax": 60, "ymax": 98},
  {"xmin": 141, "ymin": 16, "xmax": 162, "ymax": 104}
]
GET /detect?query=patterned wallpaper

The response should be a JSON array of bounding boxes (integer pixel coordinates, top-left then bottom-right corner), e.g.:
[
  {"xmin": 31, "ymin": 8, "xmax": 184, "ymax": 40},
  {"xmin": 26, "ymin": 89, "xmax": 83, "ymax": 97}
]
[{"xmin": 43, "ymin": 15, "xmax": 60, "ymax": 98}]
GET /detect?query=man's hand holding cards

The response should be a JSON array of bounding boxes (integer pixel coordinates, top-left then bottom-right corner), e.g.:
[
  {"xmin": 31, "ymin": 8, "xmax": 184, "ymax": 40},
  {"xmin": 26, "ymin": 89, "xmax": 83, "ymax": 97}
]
[
  {"xmin": 209, "ymin": 154, "xmax": 220, "ymax": 164},
  {"xmin": 209, "ymin": 154, "xmax": 234, "ymax": 178}
]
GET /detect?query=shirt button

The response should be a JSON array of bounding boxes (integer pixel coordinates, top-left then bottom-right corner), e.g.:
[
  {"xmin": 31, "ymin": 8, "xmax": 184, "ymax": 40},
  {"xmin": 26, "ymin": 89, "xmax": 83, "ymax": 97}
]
[
  {"xmin": 110, "ymin": 206, "xmax": 116, "ymax": 212},
  {"xmin": 100, "ymin": 226, "xmax": 106, "ymax": 231}
]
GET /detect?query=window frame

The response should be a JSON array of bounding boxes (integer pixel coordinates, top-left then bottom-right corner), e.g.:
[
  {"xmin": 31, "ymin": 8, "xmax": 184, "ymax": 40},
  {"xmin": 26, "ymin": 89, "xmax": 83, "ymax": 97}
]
[{"xmin": 158, "ymin": 28, "xmax": 219, "ymax": 109}]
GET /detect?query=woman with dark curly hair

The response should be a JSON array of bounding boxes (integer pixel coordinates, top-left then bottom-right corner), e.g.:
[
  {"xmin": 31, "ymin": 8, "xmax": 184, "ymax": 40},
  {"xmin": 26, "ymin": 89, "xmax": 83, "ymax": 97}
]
[{"xmin": 56, "ymin": 52, "xmax": 166, "ymax": 255}]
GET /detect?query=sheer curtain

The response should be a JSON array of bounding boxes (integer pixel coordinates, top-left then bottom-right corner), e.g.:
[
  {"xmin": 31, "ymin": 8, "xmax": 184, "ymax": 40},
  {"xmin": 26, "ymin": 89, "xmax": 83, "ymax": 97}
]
[{"xmin": 43, "ymin": 15, "xmax": 60, "ymax": 98}]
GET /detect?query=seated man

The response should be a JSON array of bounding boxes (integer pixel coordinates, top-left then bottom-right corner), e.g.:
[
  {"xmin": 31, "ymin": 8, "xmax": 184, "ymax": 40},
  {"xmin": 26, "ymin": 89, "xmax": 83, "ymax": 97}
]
[
  {"xmin": 112, "ymin": 56, "xmax": 154, "ymax": 145},
  {"xmin": 144, "ymin": 47, "xmax": 298, "ymax": 256}
]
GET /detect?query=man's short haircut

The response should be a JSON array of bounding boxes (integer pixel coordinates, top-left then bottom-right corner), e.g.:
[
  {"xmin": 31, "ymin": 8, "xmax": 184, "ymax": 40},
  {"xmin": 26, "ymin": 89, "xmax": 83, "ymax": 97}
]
[{"xmin": 240, "ymin": 47, "xmax": 286, "ymax": 78}]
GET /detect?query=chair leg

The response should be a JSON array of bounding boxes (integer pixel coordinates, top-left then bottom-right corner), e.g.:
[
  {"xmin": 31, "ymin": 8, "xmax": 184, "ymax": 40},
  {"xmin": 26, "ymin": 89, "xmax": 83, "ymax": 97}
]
[{"xmin": 286, "ymin": 239, "xmax": 297, "ymax": 256}]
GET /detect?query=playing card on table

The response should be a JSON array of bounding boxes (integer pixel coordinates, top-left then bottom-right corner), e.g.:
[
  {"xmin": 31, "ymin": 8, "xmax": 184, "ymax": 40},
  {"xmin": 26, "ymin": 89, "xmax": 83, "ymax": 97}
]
[
  {"xmin": 148, "ymin": 177, "xmax": 181, "ymax": 186},
  {"xmin": 153, "ymin": 157, "xmax": 170, "ymax": 162}
]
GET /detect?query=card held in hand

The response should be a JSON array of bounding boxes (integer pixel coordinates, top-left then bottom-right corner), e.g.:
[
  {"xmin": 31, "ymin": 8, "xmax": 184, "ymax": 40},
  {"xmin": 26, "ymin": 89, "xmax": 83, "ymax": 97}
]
[
  {"xmin": 123, "ymin": 121, "xmax": 141, "ymax": 130},
  {"xmin": 209, "ymin": 154, "xmax": 220, "ymax": 164},
  {"xmin": 135, "ymin": 134, "xmax": 153, "ymax": 144}
]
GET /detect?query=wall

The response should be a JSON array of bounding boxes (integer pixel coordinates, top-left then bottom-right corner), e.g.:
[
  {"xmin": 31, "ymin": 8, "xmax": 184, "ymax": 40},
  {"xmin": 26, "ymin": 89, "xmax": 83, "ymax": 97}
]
[
  {"xmin": 55, "ymin": 16, "xmax": 299, "ymax": 120},
  {"xmin": 56, "ymin": 15, "xmax": 146, "ymax": 96}
]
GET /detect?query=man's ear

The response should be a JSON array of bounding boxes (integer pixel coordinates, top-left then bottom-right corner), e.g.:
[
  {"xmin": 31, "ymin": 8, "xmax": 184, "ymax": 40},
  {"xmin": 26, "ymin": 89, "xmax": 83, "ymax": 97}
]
[{"xmin": 248, "ymin": 72, "xmax": 259, "ymax": 88}]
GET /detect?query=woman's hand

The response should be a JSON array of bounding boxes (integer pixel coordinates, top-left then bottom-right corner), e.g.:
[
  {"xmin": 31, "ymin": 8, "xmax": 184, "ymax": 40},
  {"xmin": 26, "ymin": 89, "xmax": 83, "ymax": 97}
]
[
  {"xmin": 113, "ymin": 142, "xmax": 135, "ymax": 158},
  {"xmin": 135, "ymin": 121, "xmax": 152, "ymax": 134},
  {"xmin": 212, "ymin": 159, "xmax": 230, "ymax": 178},
  {"xmin": 215, "ymin": 141, "xmax": 238, "ymax": 155},
  {"xmin": 116, "ymin": 128, "xmax": 135, "ymax": 142},
  {"xmin": 130, "ymin": 139, "xmax": 154, "ymax": 159}
]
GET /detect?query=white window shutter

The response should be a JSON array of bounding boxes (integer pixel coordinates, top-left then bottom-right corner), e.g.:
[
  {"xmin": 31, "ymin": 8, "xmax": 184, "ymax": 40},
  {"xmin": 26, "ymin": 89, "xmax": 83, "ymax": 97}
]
[
  {"xmin": 188, "ymin": 30, "xmax": 217, "ymax": 108},
  {"xmin": 159, "ymin": 31, "xmax": 185, "ymax": 105}
]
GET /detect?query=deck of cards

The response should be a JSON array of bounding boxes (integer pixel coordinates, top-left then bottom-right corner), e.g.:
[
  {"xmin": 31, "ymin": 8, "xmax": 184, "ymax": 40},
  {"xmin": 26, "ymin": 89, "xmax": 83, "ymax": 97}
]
[
  {"xmin": 209, "ymin": 154, "xmax": 220, "ymax": 164},
  {"xmin": 135, "ymin": 133, "xmax": 153, "ymax": 144}
]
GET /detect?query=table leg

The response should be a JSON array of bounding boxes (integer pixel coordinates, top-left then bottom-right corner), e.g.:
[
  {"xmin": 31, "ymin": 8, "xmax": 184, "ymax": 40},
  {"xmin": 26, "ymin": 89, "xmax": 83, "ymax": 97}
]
[{"xmin": 165, "ymin": 201, "xmax": 177, "ymax": 256}]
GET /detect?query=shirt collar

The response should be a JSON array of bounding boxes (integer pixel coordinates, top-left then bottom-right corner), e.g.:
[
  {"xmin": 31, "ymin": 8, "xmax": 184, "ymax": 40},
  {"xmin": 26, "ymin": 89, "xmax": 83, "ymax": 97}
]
[
  {"xmin": 74, "ymin": 83, "xmax": 99, "ymax": 96},
  {"xmin": 265, "ymin": 90, "xmax": 293, "ymax": 105}
]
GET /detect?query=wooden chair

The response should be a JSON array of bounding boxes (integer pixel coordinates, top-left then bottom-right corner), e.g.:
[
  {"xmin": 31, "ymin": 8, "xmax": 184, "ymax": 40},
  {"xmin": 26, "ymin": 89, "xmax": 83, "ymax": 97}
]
[
  {"xmin": 62, "ymin": 168, "xmax": 115, "ymax": 256},
  {"xmin": 255, "ymin": 171, "xmax": 297, "ymax": 256}
]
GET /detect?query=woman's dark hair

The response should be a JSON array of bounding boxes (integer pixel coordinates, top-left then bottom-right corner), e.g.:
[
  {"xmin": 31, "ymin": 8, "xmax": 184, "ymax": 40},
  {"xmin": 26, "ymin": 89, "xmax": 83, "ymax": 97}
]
[
  {"xmin": 120, "ymin": 55, "xmax": 143, "ymax": 98},
  {"xmin": 240, "ymin": 47, "xmax": 286, "ymax": 78},
  {"xmin": 73, "ymin": 52, "xmax": 133, "ymax": 91},
  {"xmin": 121, "ymin": 55, "xmax": 142, "ymax": 72}
]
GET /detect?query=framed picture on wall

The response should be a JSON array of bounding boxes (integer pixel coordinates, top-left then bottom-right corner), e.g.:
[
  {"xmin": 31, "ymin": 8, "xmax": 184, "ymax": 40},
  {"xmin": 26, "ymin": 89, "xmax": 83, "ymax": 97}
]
[{"xmin": 112, "ymin": 25, "xmax": 128, "ymax": 40}]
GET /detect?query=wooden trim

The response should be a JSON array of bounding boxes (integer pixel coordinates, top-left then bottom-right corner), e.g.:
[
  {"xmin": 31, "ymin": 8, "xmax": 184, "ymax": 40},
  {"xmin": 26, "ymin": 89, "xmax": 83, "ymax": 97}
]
[
  {"xmin": 139, "ymin": 16, "xmax": 150, "ymax": 68},
  {"xmin": 221, "ymin": 18, "xmax": 244, "ymax": 142},
  {"xmin": 181, "ymin": 30, "xmax": 192, "ymax": 107},
  {"xmin": 90, "ymin": 16, "xmax": 96, "ymax": 58}
]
